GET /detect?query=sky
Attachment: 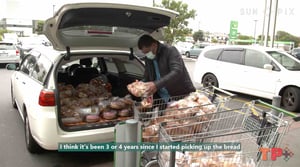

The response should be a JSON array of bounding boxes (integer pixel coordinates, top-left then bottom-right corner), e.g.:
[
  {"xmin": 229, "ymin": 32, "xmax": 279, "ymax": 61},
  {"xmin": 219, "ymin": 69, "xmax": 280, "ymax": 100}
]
[{"xmin": 1, "ymin": 0, "xmax": 299, "ymax": 37}]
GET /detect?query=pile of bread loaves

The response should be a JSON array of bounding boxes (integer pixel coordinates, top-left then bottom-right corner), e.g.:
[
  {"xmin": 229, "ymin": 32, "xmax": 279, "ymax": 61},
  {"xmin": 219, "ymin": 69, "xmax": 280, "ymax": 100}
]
[
  {"xmin": 59, "ymin": 77, "xmax": 134, "ymax": 126},
  {"xmin": 142, "ymin": 92, "xmax": 217, "ymax": 142},
  {"xmin": 160, "ymin": 151, "xmax": 256, "ymax": 167}
]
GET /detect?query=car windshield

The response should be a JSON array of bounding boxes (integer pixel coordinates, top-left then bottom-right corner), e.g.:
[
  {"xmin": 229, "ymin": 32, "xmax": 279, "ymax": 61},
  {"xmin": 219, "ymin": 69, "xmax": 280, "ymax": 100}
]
[{"xmin": 267, "ymin": 51, "xmax": 300, "ymax": 70}]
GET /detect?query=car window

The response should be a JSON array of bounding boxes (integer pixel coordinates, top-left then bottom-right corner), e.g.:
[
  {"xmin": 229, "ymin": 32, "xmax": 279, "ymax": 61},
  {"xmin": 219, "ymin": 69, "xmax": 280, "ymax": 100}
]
[
  {"xmin": 31, "ymin": 55, "xmax": 52, "ymax": 83},
  {"xmin": 219, "ymin": 50, "xmax": 244, "ymax": 64},
  {"xmin": 267, "ymin": 51, "xmax": 300, "ymax": 70},
  {"xmin": 204, "ymin": 49, "xmax": 222, "ymax": 60},
  {"xmin": 245, "ymin": 49, "xmax": 271, "ymax": 68},
  {"xmin": 104, "ymin": 58, "xmax": 144, "ymax": 76},
  {"xmin": 192, "ymin": 45, "xmax": 200, "ymax": 49},
  {"xmin": 123, "ymin": 62, "xmax": 144, "ymax": 76},
  {"xmin": 19, "ymin": 54, "xmax": 38, "ymax": 75},
  {"xmin": 105, "ymin": 58, "xmax": 118, "ymax": 73}
]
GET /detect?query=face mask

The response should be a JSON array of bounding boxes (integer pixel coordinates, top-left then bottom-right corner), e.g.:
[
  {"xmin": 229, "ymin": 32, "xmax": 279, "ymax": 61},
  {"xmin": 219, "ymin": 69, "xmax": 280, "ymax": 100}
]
[{"xmin": 145, "ymin": 51, "xmax": 156, "ymax": 60}]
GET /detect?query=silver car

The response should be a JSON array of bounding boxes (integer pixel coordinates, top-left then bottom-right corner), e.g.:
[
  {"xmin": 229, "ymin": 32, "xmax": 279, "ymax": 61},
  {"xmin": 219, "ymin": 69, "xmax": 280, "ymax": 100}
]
[
  {"xmin": 185, "ymin": 45, "xmax": 203, "ymax": 58},
  {"xmin": 0, "ymin": 42, "xmax": 20, "ymax": 64}
]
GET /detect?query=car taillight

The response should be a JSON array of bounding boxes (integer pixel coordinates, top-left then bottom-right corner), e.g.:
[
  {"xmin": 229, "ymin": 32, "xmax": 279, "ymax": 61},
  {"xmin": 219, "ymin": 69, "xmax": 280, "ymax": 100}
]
[
  {"xmin": 39, "ymin": 89, "xmax": 55, "ymax": 106},
  {"xmin": 16, "ymin": 49, "xmax": 20, "ymax": 56}
]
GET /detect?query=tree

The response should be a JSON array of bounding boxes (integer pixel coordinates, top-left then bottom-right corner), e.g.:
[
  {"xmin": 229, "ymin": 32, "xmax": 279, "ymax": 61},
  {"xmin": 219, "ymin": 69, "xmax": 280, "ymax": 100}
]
[
  {"xmin": 193, "ymin": 30, "xmax": 204, "ymax": 42},
  {"xmin": 277, "ymin": 30, "xmax": 300, "ymax": 47},
  {"xmin": 156, "ymin": 0, "xmax": 196, "ymax": 44},
  {"xmin": 238, "ymin": 35, "xmax": 252, "ymax": 40},
  {"xmin": 0, "ymin": 28, "xmax": 10, "ymax": 41},
  {"xmin": 211, "ymin": 38, "xmax": 218, "ymax": 43},
  {"xmin": 256, "ymin": 31, "xmax": 300, "ymax": 47},
  {"xmin": 34, "ymin": 20, "xmax": 45, "ymax": 35},
  {"xmin": 236, "ymin": 34, "xmax": 253, "ymax": 45}
]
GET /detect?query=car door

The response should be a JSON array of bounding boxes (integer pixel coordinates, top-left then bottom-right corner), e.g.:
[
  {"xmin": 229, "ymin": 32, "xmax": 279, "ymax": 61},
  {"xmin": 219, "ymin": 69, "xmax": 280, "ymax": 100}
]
[
  {"xmin": 14, "ymin": 54, "xmax": 38, "ymax": 114},
  {"xmin": 241, "ymin": 49, "xmax": 279, "ymax": 98},
  {"xmin": 25, "ymin": 52, "xmax": 53, "ymax": 125},
  {"xmin": 215, "ymin": 48, "xmax": 246, "ymax": 91}
]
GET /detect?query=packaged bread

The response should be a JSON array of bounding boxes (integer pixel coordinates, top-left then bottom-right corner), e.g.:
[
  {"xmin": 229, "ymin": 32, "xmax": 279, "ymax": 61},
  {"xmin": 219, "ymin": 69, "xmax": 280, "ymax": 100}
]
[{"xmin": 127, "ymin": 80, "xmax": 147, "ymax": 97}]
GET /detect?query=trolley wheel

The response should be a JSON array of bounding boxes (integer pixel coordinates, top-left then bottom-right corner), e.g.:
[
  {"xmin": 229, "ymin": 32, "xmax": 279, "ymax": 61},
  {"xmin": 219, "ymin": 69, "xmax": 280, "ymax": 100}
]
[
  {"xmin": 202, "ymin": 73, "xmax": 219, "ymax": 87},
  {"xmin": 282, "ymin": 87, "xmax": 300, "ymax": 112}
]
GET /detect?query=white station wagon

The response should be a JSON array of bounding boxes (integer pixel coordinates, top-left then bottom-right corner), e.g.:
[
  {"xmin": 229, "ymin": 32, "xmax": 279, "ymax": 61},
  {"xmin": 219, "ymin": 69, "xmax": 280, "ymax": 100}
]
[
  {"xmin": 193, "ymin": 45, "xmax": 300, "ymax": 112},
  {"xmin": 7, "ymin": 2, "xmax": 177, "ymax": 153}
]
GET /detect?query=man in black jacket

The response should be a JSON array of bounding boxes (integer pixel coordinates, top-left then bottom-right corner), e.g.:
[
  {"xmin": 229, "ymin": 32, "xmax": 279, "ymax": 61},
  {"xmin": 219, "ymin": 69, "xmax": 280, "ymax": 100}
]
[{"xmin": 138, "ymin": 34, "xmax": 196, "ymax": 102}]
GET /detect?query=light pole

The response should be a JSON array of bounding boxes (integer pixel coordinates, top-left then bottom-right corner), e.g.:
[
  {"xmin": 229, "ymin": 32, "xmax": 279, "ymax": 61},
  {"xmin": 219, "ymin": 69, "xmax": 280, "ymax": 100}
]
[
  {"xmin": 260, "ymin": 0, "xmax": 268, "ymax": 46},
  {"xmin": 253, "ymin": 20, "xmax": 258, "ymax": 45},
  {"xmin": 265, "ymin": 0, "xmax": 273, "ymax": 47},
  {"xmin": 271, "ymin": 0, "xmax": 279, "ymax": 47},
  {"xmin": 53, "ymin": 5, "xmax": 55, "ymax": 16}
]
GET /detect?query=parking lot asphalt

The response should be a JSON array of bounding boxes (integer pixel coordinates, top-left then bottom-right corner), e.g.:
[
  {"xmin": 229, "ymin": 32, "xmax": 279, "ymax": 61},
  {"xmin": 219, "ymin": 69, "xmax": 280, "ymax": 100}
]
[{"xmin": 272, "ymin": 117, "xmax": 300, "ymax": 167}]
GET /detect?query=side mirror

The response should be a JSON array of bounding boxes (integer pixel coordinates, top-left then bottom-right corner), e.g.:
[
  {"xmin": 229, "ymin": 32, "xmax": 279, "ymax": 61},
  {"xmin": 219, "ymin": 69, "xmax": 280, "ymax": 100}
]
[
  {"xmin": 6, "ymin": 63, "xmax": 18, "ymax": 70},
  {"xmin": 263, "ymin": 64, "xmax": 273, "ymax": 70}
]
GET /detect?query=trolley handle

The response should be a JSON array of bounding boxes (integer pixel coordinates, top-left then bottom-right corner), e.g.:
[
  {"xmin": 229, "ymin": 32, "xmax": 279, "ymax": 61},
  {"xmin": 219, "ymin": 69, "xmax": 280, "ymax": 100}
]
[
  {"xmin": 211, "ymin": 86, "xmax": 236, "ymax": 98},
  {"xmin": 255, "ymin": 99, "xmax": 300, "ymax": 122}
]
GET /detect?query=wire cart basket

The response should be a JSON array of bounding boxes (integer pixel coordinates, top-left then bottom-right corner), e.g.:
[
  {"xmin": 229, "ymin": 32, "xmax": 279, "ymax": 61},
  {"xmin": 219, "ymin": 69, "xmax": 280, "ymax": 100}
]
[
  {"xmin": 134, "ymin": 86, "xmax": 235, "ymax": 166},
  {"xmin": 155, "ymin": 100, "xmax": 293, "ymax": 167},
  {"xmin": 134, "ymin": 86, "xmax": 234, "ymax": 142}
]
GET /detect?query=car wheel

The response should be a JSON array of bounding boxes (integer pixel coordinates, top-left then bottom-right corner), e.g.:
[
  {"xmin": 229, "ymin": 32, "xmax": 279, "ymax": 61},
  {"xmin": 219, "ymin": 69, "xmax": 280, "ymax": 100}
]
[
  {"xmin": 24, "ymin": 112, "xmax": 43, "ymax": 153},
  {"xmin": 186, "ymin": 52, "xmax": 190, "ymax": 58},
  {"xmin": 202, "ymin": 74, "xmax": 219, "ymax": 87},
  {"xmin": 281, "ymin": 87, "xmax": 300, "ymax": 112},
  {"xmin": 11, "ymin": 85, "xmax": 17, "ymax": 108}
]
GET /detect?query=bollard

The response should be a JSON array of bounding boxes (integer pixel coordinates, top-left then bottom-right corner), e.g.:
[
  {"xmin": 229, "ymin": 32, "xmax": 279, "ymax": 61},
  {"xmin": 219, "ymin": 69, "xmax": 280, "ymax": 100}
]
[
  {"xmin": 124, "ymin": 119, "xmax": 138, "ymax": 167},
  {"xmin": 271, "ymin": 96, "xmax": 281, "ymax": 116},
  {"xmin": 115, "ymin": 119, "xmax": 139, "ymax": 167}
]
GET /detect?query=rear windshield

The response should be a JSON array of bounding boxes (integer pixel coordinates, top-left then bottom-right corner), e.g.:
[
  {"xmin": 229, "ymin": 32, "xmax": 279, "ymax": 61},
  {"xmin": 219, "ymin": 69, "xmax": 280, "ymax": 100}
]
[
  {"xmin": 62, "ymin": 26, "xmax": 145, "ymax": 37},
  {"xmin": 0, "ymin": 43, "xmax": 16, "ymax": 50}
]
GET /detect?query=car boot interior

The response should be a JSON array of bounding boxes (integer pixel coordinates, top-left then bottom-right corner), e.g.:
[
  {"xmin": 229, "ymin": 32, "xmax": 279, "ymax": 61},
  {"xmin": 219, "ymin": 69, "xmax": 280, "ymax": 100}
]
[{"xmin": 56, "ymin": 56, "xmax": 143, "ymax": 131}]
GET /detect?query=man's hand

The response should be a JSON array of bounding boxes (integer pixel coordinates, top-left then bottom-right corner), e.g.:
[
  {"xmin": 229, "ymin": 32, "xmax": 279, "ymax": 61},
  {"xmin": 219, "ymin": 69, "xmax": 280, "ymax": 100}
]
[{"xmin": 144, "ymin": 81, "xmax": 157, "ymax": 95}]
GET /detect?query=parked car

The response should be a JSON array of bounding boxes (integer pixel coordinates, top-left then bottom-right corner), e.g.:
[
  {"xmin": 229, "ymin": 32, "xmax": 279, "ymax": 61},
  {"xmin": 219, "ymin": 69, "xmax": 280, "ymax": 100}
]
[
  {"xmin": 185, "ymin": 45, "xmax": 203, "ymax": 58},
  {"xmin": 193, "ymin": 45, "xmax": 300, "ymax": 112},
  {"xmin": 7, "ymin": 2, "xmax": 177, "ymax": 153},
  {"xmin": 294, "ymin": 53, "xmax": 300, "ymax": 60},
  {"xmin": 0, "ymin": 41, "xmax": 20, "ymax": 65},
  {"xmin": 2, "ymin": 33, "xmax": 19, "ymax": 44},
  {"xmin": 291, "ymin": 47, "xmax": 300, "ymax": 56},
  {"xmin": 174, "ymin": 41, "xmax": 193, "ymax": 55},
  {"xmin": 291, "ymin": 48, "xmax": 300, "ymax": 59}
]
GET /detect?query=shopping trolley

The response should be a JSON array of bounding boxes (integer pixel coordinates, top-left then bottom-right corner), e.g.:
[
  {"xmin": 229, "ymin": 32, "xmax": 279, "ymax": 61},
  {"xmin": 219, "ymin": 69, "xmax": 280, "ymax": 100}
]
[
  {"xmin": 154, "ymin": 100, "xmax": 299, "ymax": 167},
  {"xmin": 134, "ymin": 86, "xmax": 235, "ymax": 166}
]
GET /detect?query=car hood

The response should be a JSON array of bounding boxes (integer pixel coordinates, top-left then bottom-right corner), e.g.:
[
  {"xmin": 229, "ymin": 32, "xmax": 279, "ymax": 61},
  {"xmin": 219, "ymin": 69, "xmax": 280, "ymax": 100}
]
[{"xmin": 44, "ymin": 2, "xmax": 178, "ymax": 51}]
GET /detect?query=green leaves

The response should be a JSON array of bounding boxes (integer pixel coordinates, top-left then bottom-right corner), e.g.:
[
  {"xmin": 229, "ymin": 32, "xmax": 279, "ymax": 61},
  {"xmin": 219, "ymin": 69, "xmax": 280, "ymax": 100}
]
[{"xmin": 157, "ymin": 0, "xmax": 196, "ymax": 44}]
